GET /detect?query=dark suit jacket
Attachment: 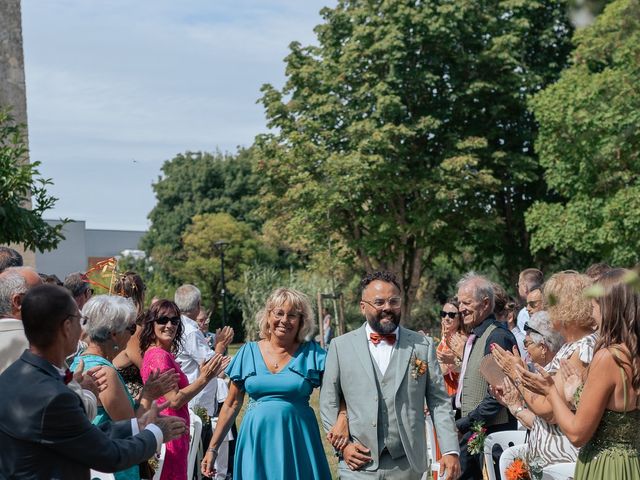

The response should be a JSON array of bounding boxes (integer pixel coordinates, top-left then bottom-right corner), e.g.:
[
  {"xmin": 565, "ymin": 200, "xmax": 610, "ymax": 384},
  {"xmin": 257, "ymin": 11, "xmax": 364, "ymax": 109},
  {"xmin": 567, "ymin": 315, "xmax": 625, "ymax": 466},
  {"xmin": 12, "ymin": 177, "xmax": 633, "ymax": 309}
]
[{"xmin": 0, "ymin": 350, "xmax": 157, "ymax": 479}]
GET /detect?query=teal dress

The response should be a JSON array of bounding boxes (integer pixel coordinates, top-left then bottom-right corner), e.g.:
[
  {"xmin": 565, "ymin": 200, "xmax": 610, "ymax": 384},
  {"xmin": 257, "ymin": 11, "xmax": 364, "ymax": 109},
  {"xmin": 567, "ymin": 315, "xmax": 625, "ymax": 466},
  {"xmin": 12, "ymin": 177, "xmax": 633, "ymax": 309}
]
[
  {"xmin": 227, "ymin": 341, "xmax": 331, "ymax": 480},
  {"xmin": 70, "ymin": 354, "xmax": 140, "ymax": 480}
]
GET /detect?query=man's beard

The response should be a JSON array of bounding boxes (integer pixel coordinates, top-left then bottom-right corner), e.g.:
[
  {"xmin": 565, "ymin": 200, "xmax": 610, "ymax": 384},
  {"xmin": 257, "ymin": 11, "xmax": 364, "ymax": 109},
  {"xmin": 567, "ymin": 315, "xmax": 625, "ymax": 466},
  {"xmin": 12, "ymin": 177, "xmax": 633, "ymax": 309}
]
[{"xmin": 367, "ymin": 310, "xmax": 401, "ymax": 334}]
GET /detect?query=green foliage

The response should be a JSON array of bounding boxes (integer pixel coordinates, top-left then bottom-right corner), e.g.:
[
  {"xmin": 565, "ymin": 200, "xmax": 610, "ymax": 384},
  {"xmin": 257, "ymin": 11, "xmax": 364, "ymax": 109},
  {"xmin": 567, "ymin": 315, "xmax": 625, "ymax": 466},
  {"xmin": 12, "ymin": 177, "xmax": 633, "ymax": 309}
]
[
  {"xmin": 257, "ymin": 0, "xmax": 574, "ymax": 316},
  {"xmin": 0, "ymin": 107, "xmax": 67, "ymax": 251},
  {"xmin": 527, "ymin": 0, "xmax": 640, "ymax": 267}
]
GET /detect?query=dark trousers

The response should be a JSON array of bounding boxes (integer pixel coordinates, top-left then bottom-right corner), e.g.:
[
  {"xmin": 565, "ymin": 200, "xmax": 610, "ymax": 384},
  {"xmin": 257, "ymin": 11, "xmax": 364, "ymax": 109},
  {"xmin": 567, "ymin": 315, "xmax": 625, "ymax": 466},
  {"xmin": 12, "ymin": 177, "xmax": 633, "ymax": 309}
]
[{"xmin": 458, "ymin": 419, "xmax": 517, "ymax": 480}]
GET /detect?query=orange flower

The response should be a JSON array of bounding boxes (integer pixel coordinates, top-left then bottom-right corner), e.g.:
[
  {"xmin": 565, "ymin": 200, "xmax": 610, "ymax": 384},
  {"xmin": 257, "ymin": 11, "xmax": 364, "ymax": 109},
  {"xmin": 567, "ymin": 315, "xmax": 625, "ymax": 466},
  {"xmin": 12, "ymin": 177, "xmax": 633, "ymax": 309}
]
[{"xmin": 505, "ymin": 458, "xmax": 529, "ymax": 480}]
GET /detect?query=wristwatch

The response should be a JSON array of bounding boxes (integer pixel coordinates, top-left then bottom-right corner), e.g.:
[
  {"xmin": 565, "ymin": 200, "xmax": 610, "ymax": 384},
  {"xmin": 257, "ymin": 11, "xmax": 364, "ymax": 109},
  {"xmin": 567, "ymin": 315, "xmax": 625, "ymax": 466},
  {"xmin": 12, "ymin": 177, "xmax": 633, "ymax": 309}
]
[{"xmin": 513, "ymin": 405, "xmax": 527, "ymax": 416}]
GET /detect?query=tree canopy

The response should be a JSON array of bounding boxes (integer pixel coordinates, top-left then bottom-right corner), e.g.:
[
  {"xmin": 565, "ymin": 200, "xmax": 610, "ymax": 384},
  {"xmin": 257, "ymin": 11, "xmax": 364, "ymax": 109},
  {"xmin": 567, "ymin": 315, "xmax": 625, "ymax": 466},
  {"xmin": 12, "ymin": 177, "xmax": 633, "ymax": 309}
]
[
  {"xmin": 0, "ymin": 108, "xmax": 66, "ymax": 251},
  {"xmin": 527, "ymin": 0, "xmax": 640, "ymax": 267},
  {"xmin": 256, "ymin": 0, "xmax": 573, "ymax": 315}
]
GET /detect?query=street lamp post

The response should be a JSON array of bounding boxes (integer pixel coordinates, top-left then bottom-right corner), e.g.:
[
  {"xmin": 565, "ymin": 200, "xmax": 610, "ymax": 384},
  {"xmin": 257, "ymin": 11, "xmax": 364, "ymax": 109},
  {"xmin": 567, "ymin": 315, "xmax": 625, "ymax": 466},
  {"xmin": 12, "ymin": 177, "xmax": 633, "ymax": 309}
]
[{"xmin": 214, "ymin": 240, "xmax": 229, "ymax": 327}]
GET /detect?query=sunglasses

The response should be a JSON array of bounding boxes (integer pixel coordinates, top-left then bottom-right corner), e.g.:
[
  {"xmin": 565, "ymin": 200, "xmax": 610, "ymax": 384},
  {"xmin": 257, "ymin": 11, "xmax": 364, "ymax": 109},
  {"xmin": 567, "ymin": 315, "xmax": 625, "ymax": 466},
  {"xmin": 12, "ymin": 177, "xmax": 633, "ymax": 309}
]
[
  {"xmin": 440, "ymin": 311, "xmax": 458, "ymax": 319},
  {"xmin": 526, "ymin": 300, "xmax": 541, "ymax": 308},
  {"xmin": 155, "ymin": 316, "xmax": 180, "ymax": 326}
]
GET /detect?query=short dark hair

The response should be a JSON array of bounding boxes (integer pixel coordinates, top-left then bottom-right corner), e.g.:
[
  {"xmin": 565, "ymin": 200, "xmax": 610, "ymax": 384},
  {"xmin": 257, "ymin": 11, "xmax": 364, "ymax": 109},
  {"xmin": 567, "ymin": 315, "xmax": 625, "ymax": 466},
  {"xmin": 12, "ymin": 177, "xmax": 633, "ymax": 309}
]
[
  {"xmin": 359, "ymin": 271, "xmax": 401, "ymax": 297},
  {"xmin": 0, "ymin": 247, "xmax": 23, "ymax": 273},
  {"xmin": 63, "ymin": 272, "xmax": 90, "ymax": 297},
  {"xmin": 21, "ymin": 284, "xmax": 76, "ymax": 349},
  {"xmin": 585, "ymin": 262, "xmax": 612, "ymax": 280},
  {"xmin": 139, "ymin": 299, "xmax": 183, "ymax": 355},
  {"xmin": 519, "ymin": 268, "xmax": 544, "ymax": 289}
]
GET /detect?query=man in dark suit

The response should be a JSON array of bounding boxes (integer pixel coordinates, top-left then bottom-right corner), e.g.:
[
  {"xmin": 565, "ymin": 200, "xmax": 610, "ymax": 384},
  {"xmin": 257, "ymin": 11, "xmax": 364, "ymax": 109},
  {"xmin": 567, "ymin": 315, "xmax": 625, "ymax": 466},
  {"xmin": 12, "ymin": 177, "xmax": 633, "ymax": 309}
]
[
  {"xmin": 0, "ymin": 284, "xmax": 187, "ymax": 479},
  {"xmin": 455, "ymin": 273, "xmax": 519, "ymax": 479}
]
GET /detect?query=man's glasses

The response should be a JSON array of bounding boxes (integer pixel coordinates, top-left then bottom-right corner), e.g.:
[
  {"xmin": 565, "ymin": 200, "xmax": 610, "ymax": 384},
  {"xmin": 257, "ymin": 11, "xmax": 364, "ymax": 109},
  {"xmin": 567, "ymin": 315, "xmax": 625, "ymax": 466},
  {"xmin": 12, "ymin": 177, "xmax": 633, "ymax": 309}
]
[
  {"xmin": 440, "ymin": 311, "xmax": 458, "ymax": 320},
  {"xmin": 155, "ymin": 316, "xmax": 180, "ymax": 326},
  {"xmin": 125, "ymin": 322, "xmax": 137, "ymax": 334},
  {"xmin": 526, "ymin": 300, "xmax": 541, "ymax": 308},
  {"xmin": 362, "ymin": 297, "xmax": 402, "ymax": 310}
]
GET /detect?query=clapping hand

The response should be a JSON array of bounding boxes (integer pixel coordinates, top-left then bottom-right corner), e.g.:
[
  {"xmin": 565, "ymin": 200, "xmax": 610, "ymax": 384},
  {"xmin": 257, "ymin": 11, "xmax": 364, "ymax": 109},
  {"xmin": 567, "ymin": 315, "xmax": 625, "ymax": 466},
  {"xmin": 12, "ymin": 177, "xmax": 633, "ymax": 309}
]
[
  {"xmin": 436, "ymin": 348, "xmax": 458, "ymax": 366},
  {"xmin": 141, "ymin": 368, "xmax": 179, "ymax": 401},
  {"xmin": 137, "ymin": 400, "xmax": 187, "ymax": 443},
  {"xmin": 446, "ymin": 332, "xmax": 467, "ymax": 359},
  {"xmin": 214, "ymin": 326, "xmax": 234, "ymax": 355},
  {"xmin": 492, "ymin": 344, "xmax": 524, "ymax": 380},
  {"xmin": 200, "ymin": 353, "xmax": 231, "ymax": 382},
  {"xmin": 73, "ymin": 359, "xmax": 107, "ymax": 397},
  {"xmin": 559, "ymin": 359, "xmax": 583, "ymax": 404},
  {"xmin": 516, "ymin": 363, "xmax": 554, "ymax": 396}
]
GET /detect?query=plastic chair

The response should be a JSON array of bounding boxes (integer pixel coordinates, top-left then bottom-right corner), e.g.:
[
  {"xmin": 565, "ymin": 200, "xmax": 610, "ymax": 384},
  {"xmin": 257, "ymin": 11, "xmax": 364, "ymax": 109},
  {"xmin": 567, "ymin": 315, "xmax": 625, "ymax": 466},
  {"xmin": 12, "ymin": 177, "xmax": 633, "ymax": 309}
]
[
  {"xmin": 483, "ymin": 430, "xmax": 527, "ymax": 480},
  {"xmin": 542, "ymin": 462, "xmax": 576, "ymax": 480},
  {"xmin": 421, "ymin": 414, "xmax": 441, "ymax": 480},
  {"xmin": 187, "ymin": 409, "xmax": 203, "ymax": 480},
  {"xmin": 90, "ymin": 471, "xmax": 116, "ymax": 480}
]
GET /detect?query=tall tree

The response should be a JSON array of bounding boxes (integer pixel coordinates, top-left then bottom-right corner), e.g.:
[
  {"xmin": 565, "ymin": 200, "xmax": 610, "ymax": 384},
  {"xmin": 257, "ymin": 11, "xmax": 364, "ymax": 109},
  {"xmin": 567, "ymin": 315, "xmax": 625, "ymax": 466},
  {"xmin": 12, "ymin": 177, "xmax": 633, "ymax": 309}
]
[
  {"xmin": 527, "ymin": 0, "xmax": 640, "ymax": 268},
  {"xmin": 257, "ymin": 0, "xmax": 573, "ymax": 316},
  {"xmin": 0, "ymin": 108, "xmax": 66, "ymax": 251}
]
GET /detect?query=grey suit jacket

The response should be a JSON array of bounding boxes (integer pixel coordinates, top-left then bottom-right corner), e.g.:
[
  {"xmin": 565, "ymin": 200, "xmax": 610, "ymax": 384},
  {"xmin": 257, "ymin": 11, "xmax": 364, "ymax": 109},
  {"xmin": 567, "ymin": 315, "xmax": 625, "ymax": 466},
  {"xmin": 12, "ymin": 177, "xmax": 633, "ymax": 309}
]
[
  {"xmin": 0, "ymin": 350, "xmax": 158, "ymax": 479},
  {"xmin": 320, "ymin": 323, "xmax": 459, "ymax": 473}
]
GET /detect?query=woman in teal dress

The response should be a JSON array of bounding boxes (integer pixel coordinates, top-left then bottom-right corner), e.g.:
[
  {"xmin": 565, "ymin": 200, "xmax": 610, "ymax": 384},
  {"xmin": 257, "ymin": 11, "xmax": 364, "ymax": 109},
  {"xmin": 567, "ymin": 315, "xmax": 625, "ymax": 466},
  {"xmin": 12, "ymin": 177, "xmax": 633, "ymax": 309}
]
[
  {"xmin": 518, "ymin": 268, "xmax": 640, "ymax": 480},
  {"xmin": 71, "ymin": 295, "xmax": 177, "ymax": 480},
  {"xmin": 201, "ymin": 288, "xmax": 332, "ymax": 480}
]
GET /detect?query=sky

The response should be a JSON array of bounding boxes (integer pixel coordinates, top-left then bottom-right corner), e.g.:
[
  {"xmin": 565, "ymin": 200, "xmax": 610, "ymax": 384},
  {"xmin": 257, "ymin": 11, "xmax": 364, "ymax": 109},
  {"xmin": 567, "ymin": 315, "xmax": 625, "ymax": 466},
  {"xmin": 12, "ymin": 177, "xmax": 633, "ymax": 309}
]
[{"xmin": 21, "ymin": 0, "xmax": 333, "ymax": 231}]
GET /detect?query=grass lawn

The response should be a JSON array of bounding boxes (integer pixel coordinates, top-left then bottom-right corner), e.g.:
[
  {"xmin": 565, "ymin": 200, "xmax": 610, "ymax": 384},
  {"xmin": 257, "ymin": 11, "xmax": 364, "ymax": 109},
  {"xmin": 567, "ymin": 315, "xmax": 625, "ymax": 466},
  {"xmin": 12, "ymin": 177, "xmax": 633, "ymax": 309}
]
[{"xmin": 227, "ymin": 343, "xmax": 339, "ymax": 479}]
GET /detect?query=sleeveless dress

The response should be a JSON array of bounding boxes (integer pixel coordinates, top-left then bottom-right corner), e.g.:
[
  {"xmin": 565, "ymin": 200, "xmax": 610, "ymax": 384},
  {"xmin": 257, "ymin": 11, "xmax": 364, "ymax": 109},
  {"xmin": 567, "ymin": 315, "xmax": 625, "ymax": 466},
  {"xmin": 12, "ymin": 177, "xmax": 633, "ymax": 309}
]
[
  {"xmin": 574, "ymin": 351, "xmax": 640, "ymax": 480},
  {"xmin": 141, "ymin": 347, "xmax": 191, "ymax": 480},
  {"xmin": 70, "ymin": 354, "xmax": 140, "ymax": 480},
  {"xmin": 227, "ymin": 341, "xmax": 331, "ymax": 480}
]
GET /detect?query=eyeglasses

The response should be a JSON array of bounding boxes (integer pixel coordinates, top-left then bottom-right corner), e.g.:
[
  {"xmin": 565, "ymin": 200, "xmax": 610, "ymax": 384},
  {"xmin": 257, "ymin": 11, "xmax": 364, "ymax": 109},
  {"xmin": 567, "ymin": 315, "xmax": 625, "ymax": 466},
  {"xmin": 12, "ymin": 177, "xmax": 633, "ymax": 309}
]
[
  {"xmin": 440, "ymin": 311, "xmax": 458, "ymax": 319},
  {"xmin": 362, "ymin": 297, "xmax": 402, "ymax": 310},
  {"xmin": 526, "ymin": 300, "xmax": 541, "ymax": 308},
  {"xmin": 68, "ymin": 312, "xmax": 88, "ymax": 325},
  {"xmin": 125, "ymin": 322, "xmax": 137, "ymax": 334},
  {"xmin": 271, "ymin": 310, "xmax": 301, "ymax": 321},
  {"xmin": 155, "ymin": 316, "xmax": 181, "ymax": 326}
]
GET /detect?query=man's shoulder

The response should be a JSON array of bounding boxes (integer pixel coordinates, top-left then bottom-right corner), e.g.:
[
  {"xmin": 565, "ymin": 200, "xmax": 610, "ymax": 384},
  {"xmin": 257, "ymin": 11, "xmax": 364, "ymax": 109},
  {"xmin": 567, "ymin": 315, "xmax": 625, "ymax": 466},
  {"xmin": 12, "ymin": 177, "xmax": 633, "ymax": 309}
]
[
  {"xmin": 180, "ymin": 315, "xmax": 199, "ymax": 334},
  {"xmin": 331, "ymin": 327, "xmax": 363, "ymax": 347},
  {"xmin": 400, "ymin": 326, "xmax": 431, "ymax": 347}
]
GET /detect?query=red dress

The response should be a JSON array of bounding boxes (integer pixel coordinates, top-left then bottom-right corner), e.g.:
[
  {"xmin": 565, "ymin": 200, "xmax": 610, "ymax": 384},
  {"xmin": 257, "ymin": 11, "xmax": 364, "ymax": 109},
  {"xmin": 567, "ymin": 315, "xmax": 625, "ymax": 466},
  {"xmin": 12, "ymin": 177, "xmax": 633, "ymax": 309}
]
[
  {"xmin": 141, "ymin": 347, "xmax": 190, "ymax": 480},
  {"xmin": 436, "ymin": 340, "xmax": 460, "ymax": 397}
]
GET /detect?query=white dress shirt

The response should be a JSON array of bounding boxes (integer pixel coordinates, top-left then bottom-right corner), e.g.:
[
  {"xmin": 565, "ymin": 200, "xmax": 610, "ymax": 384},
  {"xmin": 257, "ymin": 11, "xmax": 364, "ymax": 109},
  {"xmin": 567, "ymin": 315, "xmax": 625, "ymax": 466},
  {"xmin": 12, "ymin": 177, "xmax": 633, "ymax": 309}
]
[
  {"xmin": 175, "ymin": 314, "xmax": 218, "ymax": 414},
  {"xmin": 516, "ymin": 307, "xmax": 529, "ymax": 331},
  {"xmin": 365, "ymin": 323, "xmax": 399, "ymax": 376}
]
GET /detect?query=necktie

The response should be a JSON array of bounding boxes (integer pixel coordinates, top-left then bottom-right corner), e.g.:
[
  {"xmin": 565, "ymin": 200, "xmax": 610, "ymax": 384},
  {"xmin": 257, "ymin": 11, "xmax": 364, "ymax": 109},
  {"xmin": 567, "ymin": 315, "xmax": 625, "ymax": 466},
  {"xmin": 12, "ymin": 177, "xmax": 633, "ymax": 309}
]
[
  {"xmin": 63, "ymin": 368, "xmax": 73, "ymax": 385},
  {"xmin": 369, "ymin": 332, "xmax": 396, "ymax": 345},
  {"xmin": 455, "ymin": 333, "xmax": 477, "ymax": 409}
]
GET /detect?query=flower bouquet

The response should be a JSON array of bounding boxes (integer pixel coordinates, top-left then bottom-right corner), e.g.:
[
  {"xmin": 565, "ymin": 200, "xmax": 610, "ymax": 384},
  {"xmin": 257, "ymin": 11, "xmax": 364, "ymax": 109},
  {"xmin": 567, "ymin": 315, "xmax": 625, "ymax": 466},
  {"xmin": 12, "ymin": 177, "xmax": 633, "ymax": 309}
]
[
  {"xmin": 505, "ymin": 457, "xmax": 530, "ymax": 480},
  {"xmin": 466, "ymin": 421, "xmax": 487, "ymax": 455}
]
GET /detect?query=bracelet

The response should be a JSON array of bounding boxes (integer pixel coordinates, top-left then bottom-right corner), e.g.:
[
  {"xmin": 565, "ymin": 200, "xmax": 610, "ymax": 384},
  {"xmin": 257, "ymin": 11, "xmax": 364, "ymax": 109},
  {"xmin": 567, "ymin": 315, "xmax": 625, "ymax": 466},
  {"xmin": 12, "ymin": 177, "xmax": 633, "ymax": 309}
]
[
  {"xmin": 513, "ymin": 405, "xmax": 527, "ymax": 416},
  {"xmin": 208, "ymin": 447, "xmax": 218, "ymax": 455}
]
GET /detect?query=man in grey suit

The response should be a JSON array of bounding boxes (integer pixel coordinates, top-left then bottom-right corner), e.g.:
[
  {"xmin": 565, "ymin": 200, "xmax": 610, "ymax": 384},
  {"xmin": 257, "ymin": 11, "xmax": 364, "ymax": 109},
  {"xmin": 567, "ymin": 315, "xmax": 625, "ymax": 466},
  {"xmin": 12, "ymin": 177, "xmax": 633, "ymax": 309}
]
[
  {"xmin": 321, "ymin": 271, "xmax": 460, "ymax": 479},
  {"xmin": 0, "ymin": 284, "xmax": 187, "ymax": 479}
]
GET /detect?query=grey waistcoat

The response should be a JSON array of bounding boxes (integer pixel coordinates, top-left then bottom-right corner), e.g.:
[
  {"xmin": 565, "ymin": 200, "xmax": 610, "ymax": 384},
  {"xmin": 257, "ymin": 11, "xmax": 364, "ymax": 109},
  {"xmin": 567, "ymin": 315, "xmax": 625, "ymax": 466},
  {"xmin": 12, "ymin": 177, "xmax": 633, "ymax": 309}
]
[
  {"xmin": 371, "ymin": 351, "xmax": 405, "ymax": 459},
  {"xmin": 461, "ymin": 323, "xmax": 509, "ymax": 426}
]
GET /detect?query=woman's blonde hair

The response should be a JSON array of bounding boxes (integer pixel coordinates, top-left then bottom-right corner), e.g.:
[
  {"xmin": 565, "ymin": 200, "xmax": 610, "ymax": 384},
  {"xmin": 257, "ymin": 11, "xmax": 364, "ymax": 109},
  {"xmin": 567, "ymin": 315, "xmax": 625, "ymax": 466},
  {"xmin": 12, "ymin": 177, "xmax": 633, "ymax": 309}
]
[
  {"xmin": 544, "ymin": 271, "xmax": 594, "ymax": 330},
  {"xmin": 257, "ymin": 288, "xmax": 314, "ymax": 342}
]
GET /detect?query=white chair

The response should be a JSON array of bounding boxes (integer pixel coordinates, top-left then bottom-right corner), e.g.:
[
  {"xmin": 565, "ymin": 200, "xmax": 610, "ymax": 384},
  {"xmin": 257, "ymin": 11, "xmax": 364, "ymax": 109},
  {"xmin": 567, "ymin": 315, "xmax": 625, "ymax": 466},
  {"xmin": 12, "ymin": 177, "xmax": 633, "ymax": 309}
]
[
  {"xmin": 152, "ymin": 444, "xmax": 166, "ymax": 480},
  {"xmin": 542, "ymin": 462, "xmax": 576, "ymax": 480},
  {"xmin": 90, "ymin": 471, "xmax": 116, "ymax": 480},
  {"xmin": 483, "ymin": 430, "xmax": 527, "ymax": 480},
  {"xmin": 187, "ymin": 409, "xmax": 203, "ymax": 480},
  {"xmin": 421, "ymin": 414, "xmax": 441, "ymax": 480}
]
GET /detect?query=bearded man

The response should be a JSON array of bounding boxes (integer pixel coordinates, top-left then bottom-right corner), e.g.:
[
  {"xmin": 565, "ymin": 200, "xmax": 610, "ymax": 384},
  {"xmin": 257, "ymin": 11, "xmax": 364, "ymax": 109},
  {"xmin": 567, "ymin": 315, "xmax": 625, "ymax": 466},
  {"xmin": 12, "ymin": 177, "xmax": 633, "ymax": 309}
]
[{"xmin": 321, "ymin": 271, "xmax": 460, "ymax": 479}]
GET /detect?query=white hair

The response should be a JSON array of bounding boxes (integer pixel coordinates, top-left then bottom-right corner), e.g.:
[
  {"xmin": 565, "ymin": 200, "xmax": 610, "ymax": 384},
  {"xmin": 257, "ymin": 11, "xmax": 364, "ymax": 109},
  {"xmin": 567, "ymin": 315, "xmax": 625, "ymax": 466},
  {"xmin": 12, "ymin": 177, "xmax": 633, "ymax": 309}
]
[
  {"xmin": 82, "ymin": 295, "xmax": 136, "ymax": 343},
  {"xmin": 457, "ymin": 272, "xmax": 495, "ymax": 311},
  {"xmin": 0, "ymin": 270, "xmax": 28, "ymax": 317},
  {"xmin": 174, "ymin": 284, "xmax": 201, "ymax": 314}
]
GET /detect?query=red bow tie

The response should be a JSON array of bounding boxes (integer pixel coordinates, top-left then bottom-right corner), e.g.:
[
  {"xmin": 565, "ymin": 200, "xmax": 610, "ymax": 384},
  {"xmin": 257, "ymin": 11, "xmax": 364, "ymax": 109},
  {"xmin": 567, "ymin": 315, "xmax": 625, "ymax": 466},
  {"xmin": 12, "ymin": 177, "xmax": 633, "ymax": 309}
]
[
  {"xmin": 370, "ymin": 332, "xmax": 396, "ymax": 345},
  {"xmin": 63, "ymin": 368, "xmax": 73, "ymax": 385}
]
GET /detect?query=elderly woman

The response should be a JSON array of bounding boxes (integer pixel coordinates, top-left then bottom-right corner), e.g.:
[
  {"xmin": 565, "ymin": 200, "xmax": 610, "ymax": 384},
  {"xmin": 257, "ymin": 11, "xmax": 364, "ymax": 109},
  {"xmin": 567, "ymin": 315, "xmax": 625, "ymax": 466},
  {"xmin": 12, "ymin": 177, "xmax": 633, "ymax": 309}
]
[
  {"xmin": 140, "ymin": 300, "xmax": 228, "ymax": 480},
  {"xmin": 70, "ymin": 295, "xmax": 177, "ymax": 480},
  {"xmin": 493, "ymin": 271, "xmax": 598, "ymax": 471},
  {"xmin": 201, "ymin": 288, "xmax": 332, "ymax": 480}
]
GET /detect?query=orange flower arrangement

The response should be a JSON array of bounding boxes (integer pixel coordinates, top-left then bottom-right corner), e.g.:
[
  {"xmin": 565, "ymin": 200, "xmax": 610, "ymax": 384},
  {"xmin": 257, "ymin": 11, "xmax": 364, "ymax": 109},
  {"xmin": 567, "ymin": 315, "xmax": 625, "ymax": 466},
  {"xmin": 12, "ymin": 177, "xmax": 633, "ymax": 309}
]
[
  {"xmin": 505, "ymin": 458, "xmax": 530, "ymax": 480},
  {"xmin": 410, "ymin": 353, "xmax": 428, "ymax": 380}
]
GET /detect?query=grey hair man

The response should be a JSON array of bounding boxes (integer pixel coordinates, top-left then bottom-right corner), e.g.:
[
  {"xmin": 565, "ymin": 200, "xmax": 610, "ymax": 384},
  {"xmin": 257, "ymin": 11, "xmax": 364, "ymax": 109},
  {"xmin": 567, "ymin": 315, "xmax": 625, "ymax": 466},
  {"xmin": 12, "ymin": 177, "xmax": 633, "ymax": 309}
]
[
  {"xmin": 63, "ymin": 272, "xmax": 94, "ymax": 310},
  {"xmin": 455, "ymin": 273, "xmax": 518, "ymax": 480},
  {"xmin": 0, "ymin": 247, "xmax": 23, "ymax": 273},
  {"xmin": 0, "ymin": 267, "xmax": 43, "ymax": 373}
]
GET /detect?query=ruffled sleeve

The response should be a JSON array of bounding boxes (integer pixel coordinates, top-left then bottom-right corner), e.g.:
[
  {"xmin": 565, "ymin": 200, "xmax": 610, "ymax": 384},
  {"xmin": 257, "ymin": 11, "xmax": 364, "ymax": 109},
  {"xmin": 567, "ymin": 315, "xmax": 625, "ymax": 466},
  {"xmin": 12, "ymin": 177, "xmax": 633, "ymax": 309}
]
[
  {"xmin": 576, "ymin": 332, "xmax": 597, "ymax": 364},
  {"xmin": 288, "ymin": 341, "xmax": 326, "ymax": 388},
  {"xmin": 225, "ymin": 342, "xmax": 257, "ymax": 388}
]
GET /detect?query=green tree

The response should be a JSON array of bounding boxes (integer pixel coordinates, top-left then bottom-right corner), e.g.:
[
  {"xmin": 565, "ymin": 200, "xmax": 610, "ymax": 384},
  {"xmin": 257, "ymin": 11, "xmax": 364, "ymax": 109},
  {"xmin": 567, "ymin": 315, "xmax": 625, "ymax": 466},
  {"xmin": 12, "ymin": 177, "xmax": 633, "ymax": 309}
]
[
  {"xmin": 526, "ymin": 0, "xmax": 640, "ymax": 268},
  {"xmin": 177, "ymin": 213, "xmax": 277, "ymax": 325},
  {"xmin": 257, "ymin": 0, "xmax": 573, "ymax": 317},
  {"xmin": 0, "ymin": 108, "xmax": 67, "ymax": 251},
  {"xmin": 142, "ymin": 148, "xmax": 262, "ymax": 262}
]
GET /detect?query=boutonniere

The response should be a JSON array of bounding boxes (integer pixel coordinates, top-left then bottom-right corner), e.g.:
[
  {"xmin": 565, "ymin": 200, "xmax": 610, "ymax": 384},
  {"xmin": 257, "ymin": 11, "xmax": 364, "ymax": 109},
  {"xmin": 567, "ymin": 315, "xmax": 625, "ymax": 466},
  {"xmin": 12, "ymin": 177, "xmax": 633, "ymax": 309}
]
[{"xmin": 410, "ymin": 353, "xmax": 428, "ymax": 380}]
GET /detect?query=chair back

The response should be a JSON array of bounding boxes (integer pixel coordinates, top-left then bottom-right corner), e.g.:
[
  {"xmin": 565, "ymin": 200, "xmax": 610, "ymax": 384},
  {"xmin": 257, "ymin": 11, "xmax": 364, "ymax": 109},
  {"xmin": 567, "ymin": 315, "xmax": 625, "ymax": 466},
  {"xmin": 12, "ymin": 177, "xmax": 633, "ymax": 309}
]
[
  {"xmin": 187, "ymin": 409, "xmax": 203, "ymax": 480},
  {"xmin": 90, "ymin": 471, "xmax": 116, "ymax": 480},
  {"xmin": 542, "ymin": 462, "xmax": 576, "ymax": 480},
  {"xmin": 483, "ymin": 430, "xmax": 527, "ymax": 480}
]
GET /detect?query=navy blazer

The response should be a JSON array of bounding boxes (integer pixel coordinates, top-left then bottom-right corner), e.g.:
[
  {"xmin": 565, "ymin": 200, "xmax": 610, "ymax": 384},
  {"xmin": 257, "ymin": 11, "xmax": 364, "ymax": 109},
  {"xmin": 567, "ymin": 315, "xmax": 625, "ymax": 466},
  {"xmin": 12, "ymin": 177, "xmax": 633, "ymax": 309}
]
[{"xmin": 0, "ymin": 350, "xmax": 157, "ymax": 479}]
